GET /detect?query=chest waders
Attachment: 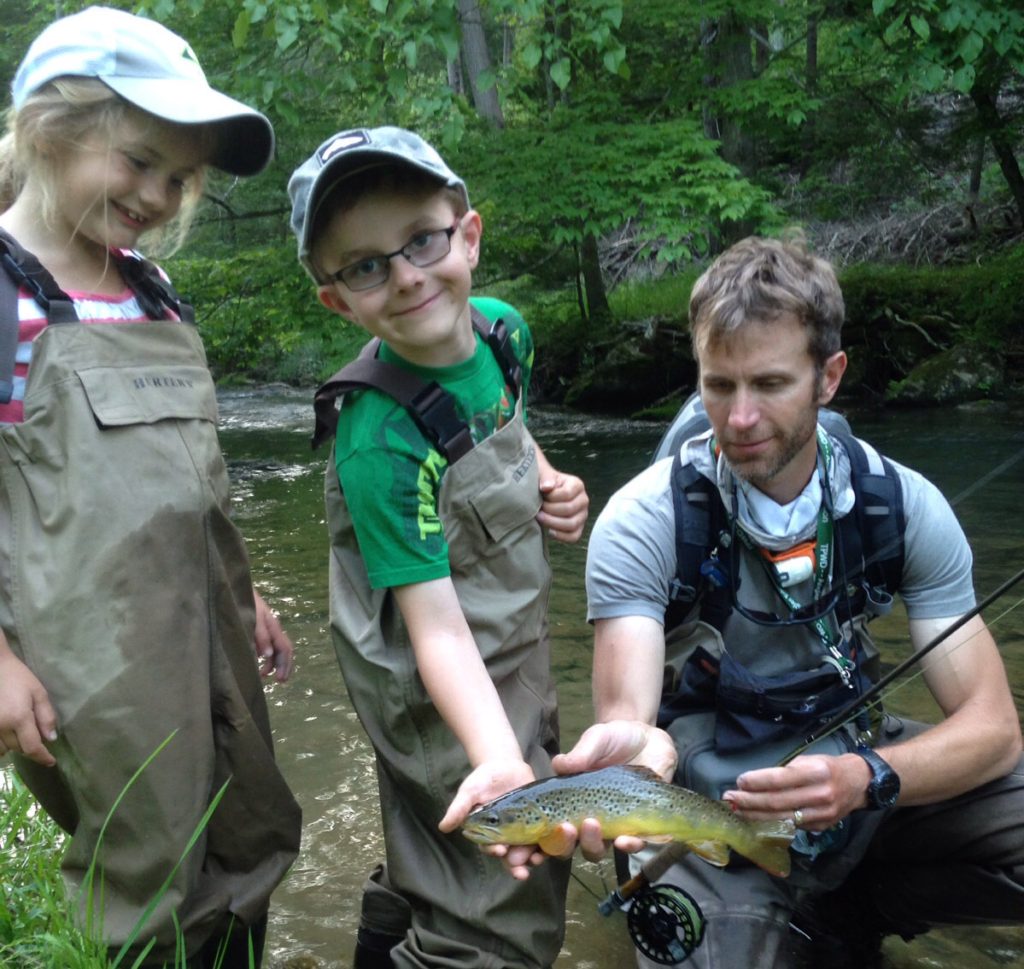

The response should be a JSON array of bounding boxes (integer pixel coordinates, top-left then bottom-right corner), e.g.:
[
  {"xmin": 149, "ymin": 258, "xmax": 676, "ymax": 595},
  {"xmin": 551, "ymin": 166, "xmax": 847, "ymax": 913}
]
[
  {"xmin": 317, "ymin": 325, "xmax": 569, "ymax": 969},
  {"xmin": 0, "ymin": 319, "xmax": 301, "ymax": 963}
]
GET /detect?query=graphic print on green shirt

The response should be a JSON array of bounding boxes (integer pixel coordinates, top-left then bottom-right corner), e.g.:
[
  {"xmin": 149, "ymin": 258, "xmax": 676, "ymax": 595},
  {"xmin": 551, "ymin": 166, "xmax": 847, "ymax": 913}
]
[{"xmin": 335, "ymin": 297, "xmax": 534, "ymax": 589}]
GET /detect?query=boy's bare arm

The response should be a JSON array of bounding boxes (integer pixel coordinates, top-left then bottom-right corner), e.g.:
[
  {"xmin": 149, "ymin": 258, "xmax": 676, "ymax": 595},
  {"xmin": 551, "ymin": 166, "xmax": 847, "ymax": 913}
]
[
  {"xmin": 534, "ymin": 443, "xmax": 589, "ymax": 543},
  {"xmin": 394, "ymin": 577, "xmax": 535, "ymax": 827},
  {"xmin": 0, "ymin": 629, "xmax": 58, "ymax": 766}
]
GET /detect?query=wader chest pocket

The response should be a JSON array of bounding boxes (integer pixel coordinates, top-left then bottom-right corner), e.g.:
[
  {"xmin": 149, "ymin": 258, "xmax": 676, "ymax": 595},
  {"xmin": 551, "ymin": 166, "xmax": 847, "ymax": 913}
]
[
  {"xmin": 77, "ymin": 365, "xmax": 217, "ymax": 427},
  {"xmin": 468, "ymin": 463, "xmax": 542, "ymax": 544}
]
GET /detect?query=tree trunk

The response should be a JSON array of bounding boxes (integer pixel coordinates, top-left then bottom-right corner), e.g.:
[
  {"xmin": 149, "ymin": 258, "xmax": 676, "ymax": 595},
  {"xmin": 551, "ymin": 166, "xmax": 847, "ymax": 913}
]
[
  {"xmin": 544, "ymin": 0, "xmax": 571, "ymax": 108},
  {"xmin": 970, "ymin": 84, "xmax": 1024, "ymax": 226},
  {"xmin": 579, "ymin": 233, "xmax": 612, "ymax": 328},
  {"xmin": 447, "ymin": 56, "xmax": 464, "ymax": 97},
  {"xmin": 801, "ymin": 12, "xmax": 818, "ymax": 176},
  {"xmin": 457, "ymin": 0, "xmax": 504, "ymax": 127},
  {"xmin": 702, "ymin": 12, "xmax": 756, "ymax": 246}
]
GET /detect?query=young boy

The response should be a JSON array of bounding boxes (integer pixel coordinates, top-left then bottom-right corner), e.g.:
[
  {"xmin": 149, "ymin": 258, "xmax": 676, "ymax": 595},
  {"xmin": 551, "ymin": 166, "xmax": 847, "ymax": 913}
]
[{"xmin": 287, "ymin": 127, "xmax": 589, "ymax": 969}]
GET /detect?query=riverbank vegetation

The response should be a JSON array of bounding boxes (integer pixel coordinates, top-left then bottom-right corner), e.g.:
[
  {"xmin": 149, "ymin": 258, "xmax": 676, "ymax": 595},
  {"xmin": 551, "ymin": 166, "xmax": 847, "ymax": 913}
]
[
  {"xmin": 0, "ymin": 770, "xmax": 109, "ymax": 968},
  {"xmin": 7, "ymin": 0, "xmax": 1019, "ymax": 412}
]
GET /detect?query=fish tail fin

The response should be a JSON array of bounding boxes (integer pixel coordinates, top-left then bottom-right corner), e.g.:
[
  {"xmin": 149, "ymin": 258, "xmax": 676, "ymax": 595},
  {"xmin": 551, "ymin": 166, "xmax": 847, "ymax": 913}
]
[{"xmin": 742, "ymin": 819, "xmax": 796, "ymax": 878}]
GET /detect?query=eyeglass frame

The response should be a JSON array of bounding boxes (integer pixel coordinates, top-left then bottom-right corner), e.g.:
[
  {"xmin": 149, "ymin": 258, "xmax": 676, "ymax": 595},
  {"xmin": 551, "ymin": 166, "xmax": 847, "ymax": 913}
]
[{"xmin": 325, "ymin": 221, "xmax": 462, "ymax": 292}]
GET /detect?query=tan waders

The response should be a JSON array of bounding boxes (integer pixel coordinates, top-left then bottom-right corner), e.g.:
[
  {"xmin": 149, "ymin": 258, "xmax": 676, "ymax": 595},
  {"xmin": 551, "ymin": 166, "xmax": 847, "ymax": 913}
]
[
  {"xmin": 326, "ymin": 400, "xmax": 570, "ymax": 969},
  {"xmin": 0, "ymin": 321, "xmax": 301, "ymax": 966}
]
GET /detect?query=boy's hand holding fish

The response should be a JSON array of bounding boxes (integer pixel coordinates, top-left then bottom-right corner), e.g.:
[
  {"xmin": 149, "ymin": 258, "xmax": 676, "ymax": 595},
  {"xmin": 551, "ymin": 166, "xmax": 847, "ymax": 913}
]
[{"xmin": 460, "ymin": 719, "xmax": 680, "ymax": 877}]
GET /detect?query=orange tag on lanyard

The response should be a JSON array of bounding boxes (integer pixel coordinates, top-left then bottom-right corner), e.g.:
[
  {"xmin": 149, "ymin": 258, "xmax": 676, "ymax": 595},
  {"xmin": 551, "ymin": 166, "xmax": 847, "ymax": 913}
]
[{"xmin": 760, "ymin": 540, "xmax": 816, "ymax": 588}]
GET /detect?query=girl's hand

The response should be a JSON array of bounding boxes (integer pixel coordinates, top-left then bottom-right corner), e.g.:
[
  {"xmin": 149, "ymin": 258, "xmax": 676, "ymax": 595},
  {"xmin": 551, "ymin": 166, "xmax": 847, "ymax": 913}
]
[
  {"xmin": 253, "ymin": 591, "xmax": 294, "ymax": 682},
  {"xmin": 0, "ymin": 648, "xmax": 58, "ymax": 766}
]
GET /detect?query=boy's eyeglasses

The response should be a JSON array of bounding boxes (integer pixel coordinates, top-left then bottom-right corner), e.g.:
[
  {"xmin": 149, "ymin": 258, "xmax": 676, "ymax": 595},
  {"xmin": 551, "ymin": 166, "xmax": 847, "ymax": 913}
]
[{"xmin": 328, "ymin": 223, "xmax": 461, "ymax": 291}]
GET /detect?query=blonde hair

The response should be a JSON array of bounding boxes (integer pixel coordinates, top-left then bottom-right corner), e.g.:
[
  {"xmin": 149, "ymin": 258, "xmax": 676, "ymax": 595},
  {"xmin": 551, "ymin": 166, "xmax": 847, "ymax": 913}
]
[
  {"xmin": 689, "ymin": 234, "xmax": 845, "ymax": 369},
  {"xmin": 0, "ymin": 78, "xmax": 208, "ymax": 256}
]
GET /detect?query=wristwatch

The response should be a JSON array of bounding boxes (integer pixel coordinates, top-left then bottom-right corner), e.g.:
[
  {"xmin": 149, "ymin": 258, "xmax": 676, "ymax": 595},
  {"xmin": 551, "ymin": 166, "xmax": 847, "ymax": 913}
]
[{"xmin": 854, "ymin": 745, "xmax": 900, "ymax": 809}]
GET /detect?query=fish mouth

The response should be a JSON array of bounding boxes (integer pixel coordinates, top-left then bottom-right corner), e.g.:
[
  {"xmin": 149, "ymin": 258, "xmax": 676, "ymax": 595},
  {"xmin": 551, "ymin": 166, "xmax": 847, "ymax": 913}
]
[{"xmin": 460, "ymin": 824, "xmax": 503, "ymax": 845}]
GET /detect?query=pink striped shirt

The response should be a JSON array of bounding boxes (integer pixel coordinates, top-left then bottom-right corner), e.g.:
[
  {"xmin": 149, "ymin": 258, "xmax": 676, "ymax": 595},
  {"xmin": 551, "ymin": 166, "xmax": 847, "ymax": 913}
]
[{"xmin": 1, "ymin": 257, "xmax": 177, "ymax": 425}]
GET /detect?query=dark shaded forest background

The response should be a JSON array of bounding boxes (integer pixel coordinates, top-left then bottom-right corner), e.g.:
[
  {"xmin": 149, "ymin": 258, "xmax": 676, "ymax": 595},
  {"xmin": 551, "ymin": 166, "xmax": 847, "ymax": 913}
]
[{"xmin": 3, "ymin": 0, "xmax": 1022, "ymax": 414}]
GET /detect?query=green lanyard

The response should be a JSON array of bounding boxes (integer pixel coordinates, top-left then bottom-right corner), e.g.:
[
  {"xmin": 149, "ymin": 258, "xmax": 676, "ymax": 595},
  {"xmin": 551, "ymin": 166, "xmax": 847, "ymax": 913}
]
[{"xmin": 727, "ymin": 431, "xmax": 854, "ymax": 684}]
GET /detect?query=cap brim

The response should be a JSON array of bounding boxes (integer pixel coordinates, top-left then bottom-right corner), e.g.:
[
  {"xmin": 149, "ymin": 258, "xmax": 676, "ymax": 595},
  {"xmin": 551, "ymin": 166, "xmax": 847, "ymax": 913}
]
[{"xmin": 103, "ymin": 77, "xmax": 275, "ymax": 176}]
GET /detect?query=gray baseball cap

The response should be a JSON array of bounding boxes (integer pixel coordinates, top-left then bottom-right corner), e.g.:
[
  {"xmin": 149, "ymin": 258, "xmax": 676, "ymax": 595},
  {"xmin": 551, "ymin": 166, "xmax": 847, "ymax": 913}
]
[
  {"xmin": 11, "ymin": 5, "xmax": 274, "ymax": 176},
  {"xmin": 288, "ymin": 126, "xmax": 469, "ymax": 280}
]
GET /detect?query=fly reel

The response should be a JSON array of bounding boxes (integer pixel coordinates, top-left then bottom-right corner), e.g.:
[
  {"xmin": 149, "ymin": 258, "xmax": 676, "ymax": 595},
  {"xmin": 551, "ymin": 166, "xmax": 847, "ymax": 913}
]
[{"xmin": 627, "ymin": 883, "xmax": 706, "ymax": 964}]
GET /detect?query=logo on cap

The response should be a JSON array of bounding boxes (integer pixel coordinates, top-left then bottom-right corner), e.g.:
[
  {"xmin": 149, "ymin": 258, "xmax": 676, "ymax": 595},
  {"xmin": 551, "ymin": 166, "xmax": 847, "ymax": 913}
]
[{"xmin": 320, "ymin": 132, "xmax": 370, "ymax": 163}]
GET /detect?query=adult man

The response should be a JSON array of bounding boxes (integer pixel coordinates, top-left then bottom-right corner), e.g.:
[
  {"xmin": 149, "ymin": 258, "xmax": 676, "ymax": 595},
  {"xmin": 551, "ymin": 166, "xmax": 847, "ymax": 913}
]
[{"xmin": 551, "ymin": 236, "xmax": 1024, "ymax": 967}]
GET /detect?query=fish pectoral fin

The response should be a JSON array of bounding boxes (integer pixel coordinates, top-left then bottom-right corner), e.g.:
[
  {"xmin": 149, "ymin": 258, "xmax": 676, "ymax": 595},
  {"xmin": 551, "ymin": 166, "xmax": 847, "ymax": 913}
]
[
  {"xmin": 683, "ymin": 839, "xmax": 731, "ymax": 867},
  {"xmin": 537, "ymin": 831, "xmax": 571, "ymax": 855},
  {"xmin": 640, "ymin": 834, "xmax": 674, "ymax": 845}
]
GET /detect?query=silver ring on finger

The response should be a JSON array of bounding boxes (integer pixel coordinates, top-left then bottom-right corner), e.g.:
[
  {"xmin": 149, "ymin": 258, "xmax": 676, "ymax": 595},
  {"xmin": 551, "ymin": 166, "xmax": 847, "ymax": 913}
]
[{"xmin": 793, "ymin": 808, "xmax": 804, "ymax": 826}]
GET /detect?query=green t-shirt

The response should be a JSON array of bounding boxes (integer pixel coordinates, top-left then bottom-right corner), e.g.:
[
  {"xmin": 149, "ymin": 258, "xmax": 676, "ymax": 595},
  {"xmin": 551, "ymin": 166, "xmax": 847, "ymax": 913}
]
[{"xmin": 335, "ymin": 296, "xmax": 535, "ymax": 589}]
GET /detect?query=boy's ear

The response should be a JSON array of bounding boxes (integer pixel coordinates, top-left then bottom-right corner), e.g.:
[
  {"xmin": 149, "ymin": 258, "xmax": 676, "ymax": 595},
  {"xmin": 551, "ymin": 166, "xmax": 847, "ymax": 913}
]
[
  {"xmin": 460, "ymin": 210, "xmax": 483, "ymax": 270},
  {"xmin": 318, "ymin": 283, "xmax": 353, "ymax": 319}
]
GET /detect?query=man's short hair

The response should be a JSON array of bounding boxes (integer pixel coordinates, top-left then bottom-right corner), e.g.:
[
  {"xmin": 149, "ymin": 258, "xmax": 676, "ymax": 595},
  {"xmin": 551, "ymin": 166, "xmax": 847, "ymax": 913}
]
[{"xmin": 688, "ymin": 235, "xmax": 844, "ymax": 369}]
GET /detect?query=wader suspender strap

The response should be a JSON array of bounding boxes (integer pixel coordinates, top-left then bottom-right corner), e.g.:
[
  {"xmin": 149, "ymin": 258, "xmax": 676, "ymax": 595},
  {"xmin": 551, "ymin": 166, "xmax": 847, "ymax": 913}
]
[
  {"xmin": 310, "ymin": 307, "xmax": 523, "ymax": 457},
  {"xmin": 0, "ymin": 230, "xmax": 195, "ymax": 404},
  {"xmin": 666, "ymin": 435, "xmax": 905, "ymax": 635}
]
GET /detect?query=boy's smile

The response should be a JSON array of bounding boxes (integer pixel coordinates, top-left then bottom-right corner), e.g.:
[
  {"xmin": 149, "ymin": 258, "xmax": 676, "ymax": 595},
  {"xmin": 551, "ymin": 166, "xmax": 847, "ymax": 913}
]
[{"xmin": 316, "ymin": 188, "xmax": 482, "ymax": 369}]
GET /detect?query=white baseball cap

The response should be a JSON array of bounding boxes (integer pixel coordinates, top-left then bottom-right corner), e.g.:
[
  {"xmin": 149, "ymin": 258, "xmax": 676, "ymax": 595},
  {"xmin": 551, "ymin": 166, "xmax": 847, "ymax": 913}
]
[{"xmin": 11, "ymin": 6, "xmax": 274, "ymax": 176}]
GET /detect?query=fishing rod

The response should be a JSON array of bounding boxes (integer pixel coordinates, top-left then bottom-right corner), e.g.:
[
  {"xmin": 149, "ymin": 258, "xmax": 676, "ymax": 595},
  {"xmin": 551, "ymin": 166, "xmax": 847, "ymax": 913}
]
[
  {"xmin": 777, "ymin": 562, "xmax": 1024, "ymax": 765},
  {"xmin": 598, "ymin": 842, "xmax": 706, "ymax": 964}
]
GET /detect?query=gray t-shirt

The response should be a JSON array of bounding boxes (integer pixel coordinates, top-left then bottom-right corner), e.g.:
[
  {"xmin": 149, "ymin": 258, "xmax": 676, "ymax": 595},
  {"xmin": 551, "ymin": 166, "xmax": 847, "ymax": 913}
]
[{"xmin": 586, "ymin": 437, "xmax": 975, "ymax": 670}]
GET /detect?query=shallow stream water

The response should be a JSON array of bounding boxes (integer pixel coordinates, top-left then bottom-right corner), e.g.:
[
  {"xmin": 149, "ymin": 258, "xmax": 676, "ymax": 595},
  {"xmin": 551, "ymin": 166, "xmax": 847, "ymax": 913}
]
[
  {"xmin": 20, "ymin": 387, "xmax": 1023, "ymax": 969},
  {"xmin": 214, "ymin": 389, "xmax": 1024, "ymax": 969}
]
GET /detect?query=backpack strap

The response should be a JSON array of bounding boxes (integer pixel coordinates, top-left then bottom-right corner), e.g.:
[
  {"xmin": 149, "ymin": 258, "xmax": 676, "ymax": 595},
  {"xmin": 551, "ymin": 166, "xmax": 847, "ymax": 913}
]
[
  {"xmin": 115, "ymin": 251, "xmax": 196, "ymax": 324},
  {"xmin": 831, "ymin": 433, "xmax": 905, "ymax": 619},
  {"xmin": 0, "ymin": 250, "xmax": 20, "ymax": 405},
  {"xmin": 311, "ymin": 307, "xmax": 523, "ymax": 457},
  {"xmin": 0, "ymin": 229, "xmax": 78, "ymax": 405},
  {"xmin": 665, "ymin": 451, "xmax": 732, "ymax": 633},
  {"xmin": 665, "ymin": 434, "xmax": 906, "ymax": 636},
  {"xmin": 0, "ymin": 232, "xmax": 194, "ymax": 405}
]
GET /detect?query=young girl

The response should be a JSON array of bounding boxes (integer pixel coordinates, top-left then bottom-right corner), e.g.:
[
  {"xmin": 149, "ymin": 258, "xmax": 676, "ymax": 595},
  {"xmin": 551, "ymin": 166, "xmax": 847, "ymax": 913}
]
[{"xmin": 0, "ymin": 8, "xmax": 301, "ymax": 968}]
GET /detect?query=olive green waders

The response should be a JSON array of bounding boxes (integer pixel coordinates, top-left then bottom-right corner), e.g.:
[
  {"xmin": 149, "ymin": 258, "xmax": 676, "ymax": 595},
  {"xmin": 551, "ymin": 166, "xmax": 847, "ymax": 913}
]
[
  {"xmin": 0, "ymin": 321, "xmax": 301, "ymax": 965},
  {"xmin": 326, "ymin": 400, "xmax": 570, "ymax": 969}
]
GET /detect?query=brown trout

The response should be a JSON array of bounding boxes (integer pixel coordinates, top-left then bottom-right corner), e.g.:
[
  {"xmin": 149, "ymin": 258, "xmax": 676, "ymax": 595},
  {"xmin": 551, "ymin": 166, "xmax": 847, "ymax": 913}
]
[{"xmin": 461, "ymin": 764, "xmax": 795, "ymax": 877}]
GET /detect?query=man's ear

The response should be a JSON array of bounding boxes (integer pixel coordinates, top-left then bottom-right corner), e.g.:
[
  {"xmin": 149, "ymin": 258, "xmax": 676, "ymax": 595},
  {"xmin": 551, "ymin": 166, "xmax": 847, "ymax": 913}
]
[
  {"xmin": 460, "ymin": 210, "xmax": 482, "ymax": 270},
  {"xmin": 818, "ymin": 350, "xmax": 847, "ymax": 405},
  {"xmin": 318, "ymin": 284, "xmax": 353, "ymax": 319}
]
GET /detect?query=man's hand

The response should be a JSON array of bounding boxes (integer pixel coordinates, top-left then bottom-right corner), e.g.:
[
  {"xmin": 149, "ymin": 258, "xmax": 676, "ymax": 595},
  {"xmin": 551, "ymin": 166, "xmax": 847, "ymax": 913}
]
[
  {"xmin": 723, "ymin": 753, "xmax": 872, "ymax": 830},
  {"xmin": 253, "ymin": 591, "xmax": 294, "ymax": 682},
  {"xmin": 0, "ymin": 649, "xmax": 58, "ymax": 766},
  {"xmin": 554, "ymin": 720, "xmax": 678, "ymax": 781}
]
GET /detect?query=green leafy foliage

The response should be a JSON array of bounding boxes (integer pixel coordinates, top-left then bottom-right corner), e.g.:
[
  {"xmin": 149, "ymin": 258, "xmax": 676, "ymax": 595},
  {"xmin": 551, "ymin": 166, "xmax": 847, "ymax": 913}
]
[{"xmin": 165, "ymin": 244, "xmax": 365, "ymax": 384}]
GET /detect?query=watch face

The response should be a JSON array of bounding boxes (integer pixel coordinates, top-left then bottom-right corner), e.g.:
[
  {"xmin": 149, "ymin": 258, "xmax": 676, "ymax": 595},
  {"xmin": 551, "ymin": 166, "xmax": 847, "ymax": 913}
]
[
  {"xmin": 860, "ymin": 747, "xmax": 901, "ymax": 808},
  {"xmin": 872, "ymin": 770, "xmax": 900, "ymax": 808}
]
